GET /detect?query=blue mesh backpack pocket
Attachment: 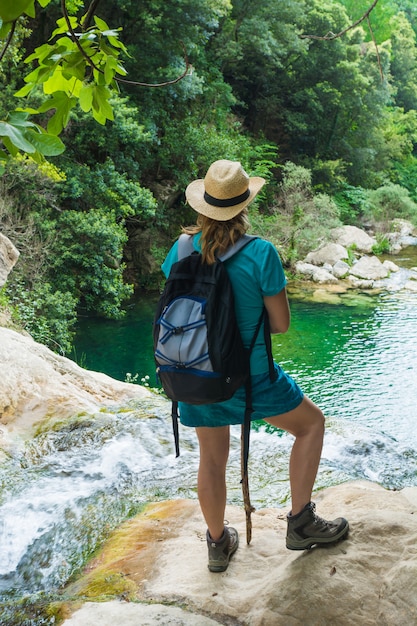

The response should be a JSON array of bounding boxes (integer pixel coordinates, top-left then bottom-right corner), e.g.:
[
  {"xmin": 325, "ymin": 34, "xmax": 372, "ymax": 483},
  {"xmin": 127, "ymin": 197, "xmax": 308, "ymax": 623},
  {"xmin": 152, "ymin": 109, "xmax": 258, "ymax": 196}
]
[{"xmin": 155, "ymin": 295, "xmax": 215, "ymax": 374}]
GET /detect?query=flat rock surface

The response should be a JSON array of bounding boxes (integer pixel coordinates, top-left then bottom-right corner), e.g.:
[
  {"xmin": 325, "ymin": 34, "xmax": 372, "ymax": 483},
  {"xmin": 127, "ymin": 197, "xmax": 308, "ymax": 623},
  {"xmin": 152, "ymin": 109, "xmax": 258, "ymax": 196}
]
[{"xmin": 63, "ymin": 481, "xmax": 417, "ymax": 626}]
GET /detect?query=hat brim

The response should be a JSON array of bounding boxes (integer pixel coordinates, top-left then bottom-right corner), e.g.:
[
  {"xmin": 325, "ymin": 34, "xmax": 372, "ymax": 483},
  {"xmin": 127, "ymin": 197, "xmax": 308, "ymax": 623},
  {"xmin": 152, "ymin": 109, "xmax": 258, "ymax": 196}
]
[{"xmin": 185, "ymin": 176, "xmax": 265, "ymax": 221}]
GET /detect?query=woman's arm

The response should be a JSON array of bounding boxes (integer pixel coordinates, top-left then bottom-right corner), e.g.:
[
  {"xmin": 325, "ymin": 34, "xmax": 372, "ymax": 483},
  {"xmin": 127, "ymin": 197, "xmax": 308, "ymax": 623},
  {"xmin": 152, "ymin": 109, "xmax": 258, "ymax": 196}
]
[{"xmin": 263, "ymin": 289, "xmax": 291, "ymax": 334}]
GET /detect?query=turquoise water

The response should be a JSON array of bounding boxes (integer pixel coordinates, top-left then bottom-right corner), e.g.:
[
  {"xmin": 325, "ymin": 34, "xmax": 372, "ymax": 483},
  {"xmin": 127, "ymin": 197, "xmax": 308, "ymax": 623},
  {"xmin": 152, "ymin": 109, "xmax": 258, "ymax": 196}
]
[{"xmin": 73, "ymin": 287, "xmax": 417, "ymax": 450}]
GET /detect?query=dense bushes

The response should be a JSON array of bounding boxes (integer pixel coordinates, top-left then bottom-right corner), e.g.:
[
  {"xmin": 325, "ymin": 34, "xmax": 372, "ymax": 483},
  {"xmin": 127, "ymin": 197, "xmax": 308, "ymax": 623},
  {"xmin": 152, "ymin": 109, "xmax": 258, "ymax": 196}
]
[
  {"xmin": 365, "ymin": 184, "xmax": 417, "ymax": 227},
  {"xmin": 249, "ymin": 163, "xmax": 341, "ymax": 264}
]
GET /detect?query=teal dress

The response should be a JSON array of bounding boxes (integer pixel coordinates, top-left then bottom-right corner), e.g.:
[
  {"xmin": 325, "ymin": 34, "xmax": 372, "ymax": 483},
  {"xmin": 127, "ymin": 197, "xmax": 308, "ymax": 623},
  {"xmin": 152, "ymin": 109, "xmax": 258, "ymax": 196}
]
[{"xmin": 161, "ymin": 234, "xmax": 303, "ymax": 427}]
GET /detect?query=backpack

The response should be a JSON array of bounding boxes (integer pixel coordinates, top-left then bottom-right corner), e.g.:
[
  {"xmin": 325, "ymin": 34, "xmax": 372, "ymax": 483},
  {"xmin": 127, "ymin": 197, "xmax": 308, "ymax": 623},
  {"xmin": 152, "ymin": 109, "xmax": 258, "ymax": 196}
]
[
  {"xmin": 154, "ymin": 233, "xmax": 259, "ymax": 406},
  {"xmin": 153, "ymin": 233, "xmax": 276, "ymax": 542}
]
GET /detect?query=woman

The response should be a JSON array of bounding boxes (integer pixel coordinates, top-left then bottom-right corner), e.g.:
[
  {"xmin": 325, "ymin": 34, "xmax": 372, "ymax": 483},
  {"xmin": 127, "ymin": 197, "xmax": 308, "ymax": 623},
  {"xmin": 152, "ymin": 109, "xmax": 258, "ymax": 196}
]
[{"xmin": 161, "ymin": 160, "xmax": 349, "ymax": 573}]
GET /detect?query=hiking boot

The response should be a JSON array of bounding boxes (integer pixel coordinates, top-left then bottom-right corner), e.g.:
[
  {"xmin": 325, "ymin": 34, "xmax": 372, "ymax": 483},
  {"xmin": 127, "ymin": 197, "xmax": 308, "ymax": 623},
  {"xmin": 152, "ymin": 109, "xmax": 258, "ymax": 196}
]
[
  {"xmin": 286, "ymin": 502, "xmax": 349, "ymax": 550},
  {"xmin": 206, "ymin": 526, "xmax": 239, "ymax": 572}
]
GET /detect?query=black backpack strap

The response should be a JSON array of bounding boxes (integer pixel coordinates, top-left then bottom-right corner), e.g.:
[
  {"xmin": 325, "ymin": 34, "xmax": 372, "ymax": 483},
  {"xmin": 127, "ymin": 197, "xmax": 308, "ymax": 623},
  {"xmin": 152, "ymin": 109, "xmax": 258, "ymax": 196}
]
[
  {"xmin": 241, "ymin": 307, "xmax": 265, "ymax": 544},
  {"xmin": 171, "ymin": 401, "xmax": 180, "ymax": 458},
  {"xmin": 242, "ymin": 309, "xmax": 265, "ymax": 474},
  {"xmin": 241, "ymin": 307, "xmax": 276, "ymax": 544}
]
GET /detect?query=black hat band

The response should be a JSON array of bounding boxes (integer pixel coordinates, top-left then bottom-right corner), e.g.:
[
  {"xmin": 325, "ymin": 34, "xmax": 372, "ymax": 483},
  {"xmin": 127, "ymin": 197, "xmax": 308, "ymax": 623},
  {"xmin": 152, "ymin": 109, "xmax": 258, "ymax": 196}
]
[{"xmin": 204, "ymin": 188, "xmax": 250, "ymax": 207}]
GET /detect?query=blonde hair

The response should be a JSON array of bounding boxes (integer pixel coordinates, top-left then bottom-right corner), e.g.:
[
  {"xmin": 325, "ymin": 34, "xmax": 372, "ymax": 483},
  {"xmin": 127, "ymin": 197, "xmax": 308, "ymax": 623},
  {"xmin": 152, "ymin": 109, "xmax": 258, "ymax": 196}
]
[{"xmin": 182, "ymin": 209, "xmax": 250, "ymax": 264}]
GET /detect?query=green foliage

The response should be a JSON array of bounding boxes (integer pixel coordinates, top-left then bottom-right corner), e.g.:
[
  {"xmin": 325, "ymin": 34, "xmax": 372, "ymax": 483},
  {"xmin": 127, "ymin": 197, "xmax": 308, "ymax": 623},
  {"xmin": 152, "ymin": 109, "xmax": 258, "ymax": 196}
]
[
  {"xmin": 389, "ymin": 13, "xmax": 417, "ymax": 111},
  {"xmin": 151, "ymin": 118, "xmax": 277, "ymax": 196},
  {"xmin": 372, "ymin": 234, "xmax": 391, "ymax": 256},
  {"xmin": 59, "ymin": 96, "xmax": 156, "ymax": 177},
  {"xmin": 346, "ymin": 243, "xmax": 357, "ymax": 266},
  {"xmin": 392, "ymin": 156, "xmax": 417, "ymax": 202},
  {"xmin": 365, "ymin": 183, "xmax": 417, "ymax": 225},
  {"xmin": 380, "ymin": 107, "xmax": 417, "ymax": 181},
  {"xmin": 59, "ymin": 159, "xmax": 157, "ymax": 222},
  {"xmin": 252, "ymin": 162, "xmax": 341, "ymax": 265},
  {"xmin": 17, "ymin": 12, "xmax": 129, "ymax": 127},
  {"xmin": 333, "ymin": 184, "xmax": 369, "ymax": 224},
  {"xmin": 339, "ymin": 0, "xmax": 402, "ymax": 43},
  {"xmin": 0, "ymin": 0, "xmax": 35, "ymax": 24},
  {"xmin": 48, "ymin": 208, "xmax": 133, "ymax": 317},
  {"xmin": 0, "ymin": 111, "xmax": 65, "ymax": 174},
  {"xmin": 1, "ymin": 157, "xmax": 136, "ymax": 353},
  {"xmin": 0, "ymin": 0, "xmax": 141, "ymax": 169},
  {"xmin": 215, "ymin": 0, "xmax": 393, "ymax": 187},
  {"xmin": 5, "ymin": 278, "xmax": 77, "ymax": 353}
]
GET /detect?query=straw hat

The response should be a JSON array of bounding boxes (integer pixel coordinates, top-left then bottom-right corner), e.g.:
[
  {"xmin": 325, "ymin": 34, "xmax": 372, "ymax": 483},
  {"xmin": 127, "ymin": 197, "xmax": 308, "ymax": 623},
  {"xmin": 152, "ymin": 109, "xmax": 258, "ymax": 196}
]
[{"xmin": 185, "ymin": 160, "xmax": 265, "ymax": 221}]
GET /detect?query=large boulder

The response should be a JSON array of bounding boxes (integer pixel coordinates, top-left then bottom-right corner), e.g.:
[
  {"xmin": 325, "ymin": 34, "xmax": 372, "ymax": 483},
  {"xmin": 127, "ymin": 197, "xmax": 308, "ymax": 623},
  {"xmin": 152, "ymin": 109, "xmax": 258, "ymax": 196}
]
[
  {"xmin": 62, "ymin": 481, "xmax": 417, "ymax": 626},
  {"xmin": 331, "ymin": 225, "xmax": 376, "ymax": 253},
  {"xmin": 312, "ymin": 267, "xmax": 339, "ymax": 284},
  {"xmin": 349, "ymin": 255, "xmax": 389, "ymax": 280},
  {"xmin": 305, "ymin": 243, "xmax": 348, "ymax": 266},
  {"xmin": 333, "ymin": 260, "xmax": 350, "ymax": 278},
  {"xmin": 0, "ymin": 327, "xmax": 151, "ymax": 446},
  {"xmin": 386, "ymin": 219, "xmax": 417, "ymax": 253},
  {"xmin": 0, "ymin": 233, "xmax": 19, "ymax": 287},
  {"xmin": 294, "ymin": 261, "xmax": 317, "ymax": 277},
  {"xmin": 295, "ymin": 262, "xmax": 338, "ymax": 284}
]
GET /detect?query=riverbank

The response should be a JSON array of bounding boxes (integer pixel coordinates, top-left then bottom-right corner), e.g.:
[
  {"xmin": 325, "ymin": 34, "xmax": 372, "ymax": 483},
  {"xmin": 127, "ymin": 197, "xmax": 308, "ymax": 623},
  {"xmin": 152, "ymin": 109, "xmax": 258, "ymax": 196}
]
[{"xmin": 292, "ymin": 223, "xmax": 417, "ymax": 296}]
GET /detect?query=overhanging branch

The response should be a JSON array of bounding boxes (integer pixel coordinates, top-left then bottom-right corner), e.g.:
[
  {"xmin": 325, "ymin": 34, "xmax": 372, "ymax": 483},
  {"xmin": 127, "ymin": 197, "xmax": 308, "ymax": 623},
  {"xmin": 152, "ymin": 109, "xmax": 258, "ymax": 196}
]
[
  {"xmin": 300, "ymin": 0, "xmax": 379, "ymax": 41},
  {"xmin": 61, "ymin": 0, "xmax": 190, "ymax": 88},
  {"xmin": 300, "ymin": 0, "xmax": 383, "ymax": 81}
]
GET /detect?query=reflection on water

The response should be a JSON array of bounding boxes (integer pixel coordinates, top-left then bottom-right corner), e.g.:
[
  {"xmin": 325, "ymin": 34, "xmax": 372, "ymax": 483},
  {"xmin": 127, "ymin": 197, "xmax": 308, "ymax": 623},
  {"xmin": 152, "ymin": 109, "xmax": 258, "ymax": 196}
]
[{"xmin": 2, "ymin": 255, "xmax": 417, "ymax": 622}]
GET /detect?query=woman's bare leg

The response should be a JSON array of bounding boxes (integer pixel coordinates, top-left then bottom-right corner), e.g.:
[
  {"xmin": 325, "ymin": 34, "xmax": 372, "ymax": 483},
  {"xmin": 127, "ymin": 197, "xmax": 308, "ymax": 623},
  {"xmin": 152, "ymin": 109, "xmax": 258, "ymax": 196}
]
[
  {"xmin": 265, "ymin": 396, "xmax": 325, "ymax": 515},
  {"xmin": 195, "ymin": 425, "xmax": 230, "ymax": 541}
]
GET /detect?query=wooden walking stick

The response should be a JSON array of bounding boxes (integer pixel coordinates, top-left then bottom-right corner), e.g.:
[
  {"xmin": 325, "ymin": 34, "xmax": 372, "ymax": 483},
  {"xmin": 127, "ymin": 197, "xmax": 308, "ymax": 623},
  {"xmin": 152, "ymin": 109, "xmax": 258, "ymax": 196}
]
[{"xmin": 241, "ymin": 423, "xmax": 255, "ymax": 544}]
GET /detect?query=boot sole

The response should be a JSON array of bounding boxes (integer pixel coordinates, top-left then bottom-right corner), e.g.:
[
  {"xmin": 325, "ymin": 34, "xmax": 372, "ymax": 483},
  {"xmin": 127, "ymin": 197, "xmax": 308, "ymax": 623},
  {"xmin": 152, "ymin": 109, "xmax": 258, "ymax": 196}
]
[{"xmin": 286, "ymin": 526, "xmax": 349, "ymax": 551}]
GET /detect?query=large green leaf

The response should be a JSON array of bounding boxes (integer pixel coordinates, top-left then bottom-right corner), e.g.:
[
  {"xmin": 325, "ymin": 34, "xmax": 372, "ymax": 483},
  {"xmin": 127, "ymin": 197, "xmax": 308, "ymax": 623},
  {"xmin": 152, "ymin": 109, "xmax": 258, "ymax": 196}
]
[
  {"xmin": 24, "ymin": 129, "xmax": 65, "ymax": 156},
  {"xmin": 92, "ymin": 85, "xmax": 114, "ymax": 123},
  {"xmin": 0, "ymin": 121, "xmax": 36, "ymax": 152},
  {"xmin": 79, "ymin": 84, "xmax": 94, "ymax": 112},
  {"xmin": 45, "ymin": 93, "xmax": 77, "ymax": 135},
  {"xmin": 7, "ymin": 111, "xmax": 37, "ymax": 128},
  {"xmin": 25, "ymin": 0, "xmax": 35, "ymax": 19},
  {"xmin": 0, "ymin": 0, "xmax": 32, "ymax": 23},
  {"xmin": 93, "ymin": 16, "xmax": 110, "ymax": 31},
  {"xmin": 14, "ymin": 83, "xmax": 35, "ymax": 97},
  {"xmin": 1, "ymin": 136, "xmax": 18, "ymax": 156},
  {"xmin": 51, "ymin": 16, "xmax": 78, "ymax": 38},
  {"xmin": 43, "ymin": 69, "xmax": 82, "ymax": 97}
]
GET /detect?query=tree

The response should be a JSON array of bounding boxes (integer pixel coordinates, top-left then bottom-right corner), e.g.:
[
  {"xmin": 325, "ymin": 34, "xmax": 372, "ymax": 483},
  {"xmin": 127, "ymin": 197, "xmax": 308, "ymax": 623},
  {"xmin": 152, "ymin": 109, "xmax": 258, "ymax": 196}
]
[{"xmin": 389, "ymin": 12, "xmax": 417, "ymax": 111}]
